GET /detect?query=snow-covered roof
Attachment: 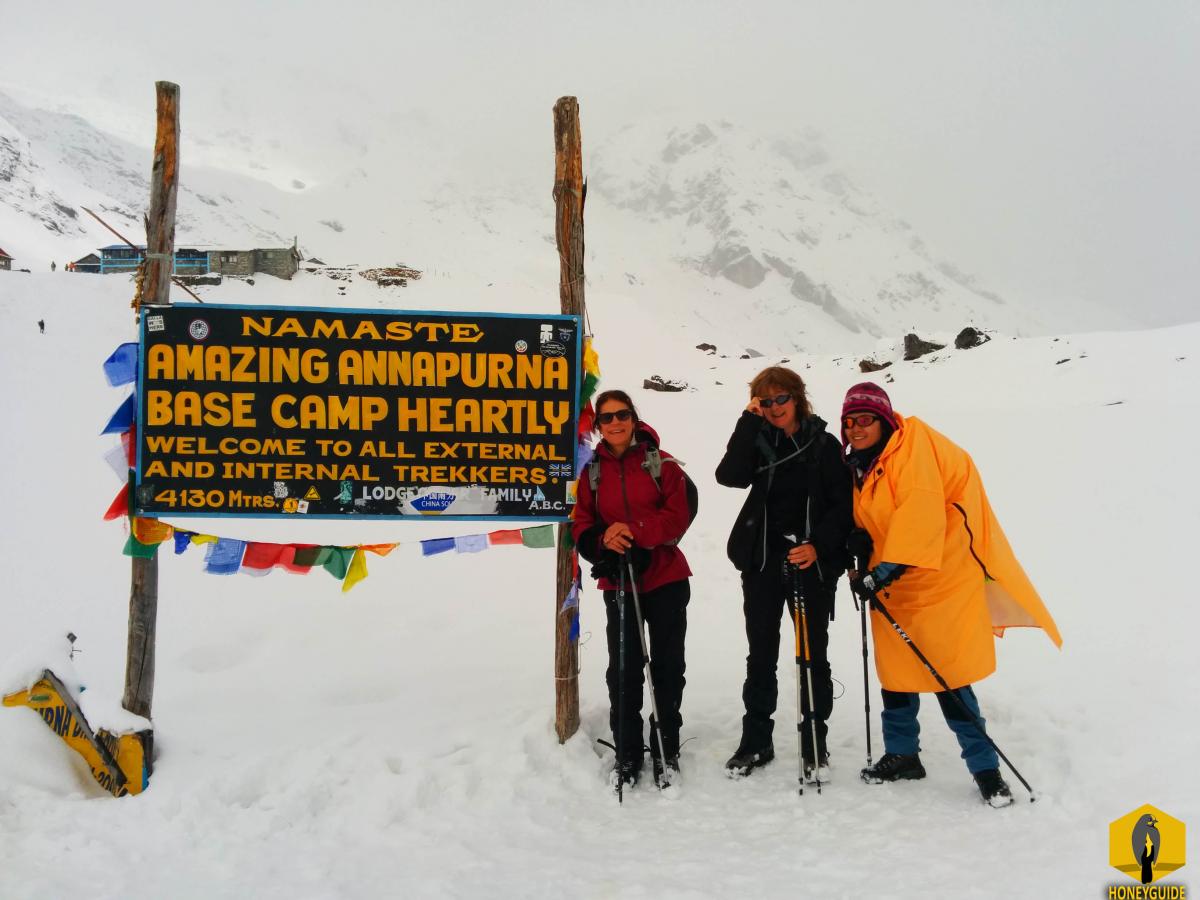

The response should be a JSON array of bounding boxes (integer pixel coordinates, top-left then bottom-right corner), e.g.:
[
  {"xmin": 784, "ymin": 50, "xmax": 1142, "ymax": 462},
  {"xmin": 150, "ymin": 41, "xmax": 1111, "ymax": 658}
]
[{"xmin": 0, "ymin": 247, "xmax": 12, "ymax": 259}]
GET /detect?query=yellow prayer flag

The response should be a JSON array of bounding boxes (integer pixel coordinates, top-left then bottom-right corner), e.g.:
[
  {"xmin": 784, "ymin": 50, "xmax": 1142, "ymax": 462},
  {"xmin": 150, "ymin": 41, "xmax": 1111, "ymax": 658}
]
[
  {"xmin": 583, "ymin": 337, "xmax": 600, "ymax": 377},
  {"xmin": 190, "ymin": 533, "xmax": 219, "ymax": 546},
  {"xmin": 342, "ymin": 547, "xmax": 369, "ymax": 593}
]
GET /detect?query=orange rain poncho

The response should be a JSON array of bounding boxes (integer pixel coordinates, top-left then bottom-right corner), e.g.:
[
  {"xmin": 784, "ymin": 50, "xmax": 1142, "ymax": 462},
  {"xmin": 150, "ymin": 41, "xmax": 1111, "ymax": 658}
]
[{"xmin": 853, "ymin": 415, "xmax": 1061, "ymax": 693}]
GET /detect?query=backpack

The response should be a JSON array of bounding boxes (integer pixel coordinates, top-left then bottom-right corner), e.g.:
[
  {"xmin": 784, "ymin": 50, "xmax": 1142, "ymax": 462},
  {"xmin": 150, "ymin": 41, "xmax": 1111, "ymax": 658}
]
[{"xmin": 587, "ymin": 446, "xmax": 699, "ymax": 546}]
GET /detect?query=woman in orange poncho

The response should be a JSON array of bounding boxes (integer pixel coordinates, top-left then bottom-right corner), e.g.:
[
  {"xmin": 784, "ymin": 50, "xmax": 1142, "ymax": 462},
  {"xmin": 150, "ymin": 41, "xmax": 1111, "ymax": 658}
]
[{"xmin": 841, "ymin": 383, "xmax": 1061, "ymax": 807}]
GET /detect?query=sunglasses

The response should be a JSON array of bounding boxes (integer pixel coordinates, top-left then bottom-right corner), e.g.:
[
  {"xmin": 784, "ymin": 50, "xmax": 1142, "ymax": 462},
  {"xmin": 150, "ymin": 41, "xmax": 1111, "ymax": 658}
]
[
  {"xmin": 597, "ymin": 409, "xmax": 634, "ymax": 425},
  {"xmin": 842, "ymin": 414, "xmax": 880, "ymax": 429},
  {"xmin": 759, "ymin": 393, "xmax": 793, "ymax": 409}
]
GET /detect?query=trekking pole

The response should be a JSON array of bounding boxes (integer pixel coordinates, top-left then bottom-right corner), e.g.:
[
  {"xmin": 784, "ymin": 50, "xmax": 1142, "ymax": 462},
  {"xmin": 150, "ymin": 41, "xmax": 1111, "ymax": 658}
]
[
  {"xmin": 625, "ymin": 559, "xmax": 671, "ymax": 789},
  {"xmin": 864, "ymin": 585, "xmax": 1037, "ymax": 801},
  {"xmin": 852, "ymin": 553, "xmax": 873, "ymax": 768},
  {"xmin": 796, "ymin": 562, "xmax": 823, "ymax": 794},
  {"xmin": 616, "ymin": 562, "xmax": 627, "ymax": 805},
  {"xmin": 790, "ymin": 560, "xmax": 805, "ymax": 797}
]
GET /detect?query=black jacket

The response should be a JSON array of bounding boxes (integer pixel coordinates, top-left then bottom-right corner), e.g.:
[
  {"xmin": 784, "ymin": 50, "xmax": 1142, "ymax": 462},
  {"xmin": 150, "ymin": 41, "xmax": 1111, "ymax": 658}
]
[{"xmin": 715, "ymin": 411, "xmax": 853, "ymax": 584}]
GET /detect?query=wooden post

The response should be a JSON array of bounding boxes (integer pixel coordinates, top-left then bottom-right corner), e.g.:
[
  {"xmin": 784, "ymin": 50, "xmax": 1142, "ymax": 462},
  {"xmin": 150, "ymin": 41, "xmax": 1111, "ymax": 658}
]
[
  {"xmin": 552, "ymin": 97, "xmax": 584, "ymax": 742},
  {"xmin": 123, "ymin": 81, "xmax": 180, "ymax": 720}
]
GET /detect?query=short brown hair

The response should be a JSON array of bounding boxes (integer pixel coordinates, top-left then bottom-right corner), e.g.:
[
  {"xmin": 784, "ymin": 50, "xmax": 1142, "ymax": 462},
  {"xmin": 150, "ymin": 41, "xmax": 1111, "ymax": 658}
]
[
  {"xmin": 749, "ymin": 366, "xmax": 812, "ymax": 418},
  {"xmin": 592, "ymin": 389, "xmax": 640, "ymax": 431}
]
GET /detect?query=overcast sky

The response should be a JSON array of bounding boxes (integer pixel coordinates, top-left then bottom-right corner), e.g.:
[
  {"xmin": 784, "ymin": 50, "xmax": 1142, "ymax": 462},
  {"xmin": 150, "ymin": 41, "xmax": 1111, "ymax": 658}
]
[{"xmin": 5, "ymin": 0, "xmax": 1198, "ymax": 326}]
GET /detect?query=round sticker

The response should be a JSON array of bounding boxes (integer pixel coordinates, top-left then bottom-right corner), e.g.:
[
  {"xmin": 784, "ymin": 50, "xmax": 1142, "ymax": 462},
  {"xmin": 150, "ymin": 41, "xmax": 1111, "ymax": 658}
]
[
  {"xmin": 188, "ymin": 319, "xmax": 210, "ymax": 341},
  {"xmin": 515, "ymin": 339, "xmax": 529, "ymax": 353}
]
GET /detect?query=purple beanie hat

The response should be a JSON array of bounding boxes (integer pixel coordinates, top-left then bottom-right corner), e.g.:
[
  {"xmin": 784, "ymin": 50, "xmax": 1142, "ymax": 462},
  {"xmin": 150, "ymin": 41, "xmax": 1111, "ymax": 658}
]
[{"xmin": 841, "ymin": 382, "xmax": 898, "ymax": 432}]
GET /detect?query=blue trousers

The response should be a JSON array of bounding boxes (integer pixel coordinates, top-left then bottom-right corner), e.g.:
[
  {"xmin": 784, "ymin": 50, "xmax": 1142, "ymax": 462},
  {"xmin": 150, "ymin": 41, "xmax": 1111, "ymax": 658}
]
[{"xmin": 880, "ymin": 686, "xmax": 999, "ymax": 774}]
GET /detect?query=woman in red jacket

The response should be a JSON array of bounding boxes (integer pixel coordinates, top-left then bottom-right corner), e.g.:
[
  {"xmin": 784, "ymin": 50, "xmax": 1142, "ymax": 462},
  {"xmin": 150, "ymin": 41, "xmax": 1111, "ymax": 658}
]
[{"xmin": 573, "ymin": 389, "xmax": 693, "ymax": 788}]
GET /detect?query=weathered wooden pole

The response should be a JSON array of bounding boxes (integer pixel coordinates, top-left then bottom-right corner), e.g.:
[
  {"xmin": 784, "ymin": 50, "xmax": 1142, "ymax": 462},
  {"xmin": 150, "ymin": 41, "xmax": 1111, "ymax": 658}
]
[
  {"xmin": 123, "ymin": 81, "xmax": 180, "ymax": 719},
  {"xmin": 552, "ymin": 96, "xmax": 584, "ymax": 742}
]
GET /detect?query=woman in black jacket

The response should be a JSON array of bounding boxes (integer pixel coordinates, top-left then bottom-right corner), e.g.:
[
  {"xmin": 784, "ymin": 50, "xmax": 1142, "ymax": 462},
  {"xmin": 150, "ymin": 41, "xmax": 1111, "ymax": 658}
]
[{"xmin": 716, "ymin": 366, "xmax": 853, "ymax": 779}]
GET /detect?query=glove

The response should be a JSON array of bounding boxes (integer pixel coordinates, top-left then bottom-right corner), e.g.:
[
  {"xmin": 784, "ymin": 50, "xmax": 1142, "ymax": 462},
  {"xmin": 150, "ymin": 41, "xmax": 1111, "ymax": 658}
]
[
  {"xmin": 862, "ymin": 562, "xmax": 906, "ymax": 593},
  {"xmin": 846, "ymin": 528, "xmax": 874, "ymax": 571},
  {"xmin": 589, "ymin": 550, "xmax": 619, "ymax": 582}
]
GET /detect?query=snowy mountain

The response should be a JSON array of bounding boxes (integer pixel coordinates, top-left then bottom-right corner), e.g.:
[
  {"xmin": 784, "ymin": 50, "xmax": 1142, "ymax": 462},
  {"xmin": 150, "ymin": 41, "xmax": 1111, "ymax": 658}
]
[
  {"xmin": 0, "ymin": 270, "xmax": 1195, "ymax": 898},
  {"xmin": 590, "ymin": 121, "xmax": 1011, "ymax": 338},
  {"xmin": 1, "ymin": 91, "xmax": 1063, "ymax": 354}
]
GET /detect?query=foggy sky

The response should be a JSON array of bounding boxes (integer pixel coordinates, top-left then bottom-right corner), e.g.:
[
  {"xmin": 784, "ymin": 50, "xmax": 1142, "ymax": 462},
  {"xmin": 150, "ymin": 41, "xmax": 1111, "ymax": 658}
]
[{"xmin": 5, "ymin": 0, "xmax": 1197, "ymax": 326}]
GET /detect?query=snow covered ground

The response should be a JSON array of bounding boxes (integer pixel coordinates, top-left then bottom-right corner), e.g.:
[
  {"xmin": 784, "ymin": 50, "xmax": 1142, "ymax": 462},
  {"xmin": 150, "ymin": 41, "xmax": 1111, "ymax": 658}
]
[{"xmin": 0, "ymin": 270, "xmax": 1196, "ymax": 898}]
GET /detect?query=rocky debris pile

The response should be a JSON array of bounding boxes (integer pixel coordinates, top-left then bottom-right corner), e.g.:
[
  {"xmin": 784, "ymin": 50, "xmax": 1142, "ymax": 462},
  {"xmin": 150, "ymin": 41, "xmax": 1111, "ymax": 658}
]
[
  {"xmin": 643, "ymin": 375, "xmax": 688, "ymax": 393},
  {"xmin": 954, "ymin": 327, "xmax": 990, "ymax": 349},
  {"xmin": 903, "ymin": 333, "xmax": 946, "ymax": 361},
  {"xmin": 359, "ymin": 266, "xmax": 423, "ymax": 288}
]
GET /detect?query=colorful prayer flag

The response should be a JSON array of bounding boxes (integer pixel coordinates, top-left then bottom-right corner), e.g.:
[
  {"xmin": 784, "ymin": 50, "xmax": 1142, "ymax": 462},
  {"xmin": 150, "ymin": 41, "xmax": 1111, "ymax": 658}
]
[
  {"xmin": 204, "ymin": 538, "xmax": 246, "ymax": 575},
  {"xmin": 103, "ymin": 485, "xmax": 129, "ymax": 521},
  {"xmin": 421, "ymin": 537, "xmax": 456, "ymax": 556},
  {"xmin": 342, "ymin": 548, "xmax": 368, "ymax": 592},
  {"xmin": 102, "ymin": 343, "xmax": 139, "ymax": 387},
  {"xmin": 101, "ymin": 393, "xmax": 136, "ymax": 435},
  {"xmin": 488, "ymin": 529, "xmax": 524, "ymax": 546},
  {"xmin": 132, "ymin": 517, "xmax": 173, "ymax": 545},
  {"xmin": 521, "ymin": 525, "xmax": 555, "ymax": 549},
  {"xmin": 122, "ymin": 535, "xmax": 158, "ymax": 559},
  {"xmin": 322, "ymin": 547, "xmax": 355, "ymax": 580},
  {"xmin": 454, "ymin": 534, "xmax": 488, "ymax": 554}
]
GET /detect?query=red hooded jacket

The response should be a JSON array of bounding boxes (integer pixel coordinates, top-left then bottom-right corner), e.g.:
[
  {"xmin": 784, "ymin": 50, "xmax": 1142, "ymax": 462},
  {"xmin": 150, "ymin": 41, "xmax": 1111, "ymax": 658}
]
[{"xmin": 571, "ymin": 422, "xmax": 692, "ymax": 593}]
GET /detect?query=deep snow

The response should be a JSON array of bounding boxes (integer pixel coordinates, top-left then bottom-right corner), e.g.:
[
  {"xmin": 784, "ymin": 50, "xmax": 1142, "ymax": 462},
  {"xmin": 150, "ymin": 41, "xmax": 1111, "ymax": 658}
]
[{"xmin": 0, "ymin": 269, "xmax": 1196, "ymax": 899}]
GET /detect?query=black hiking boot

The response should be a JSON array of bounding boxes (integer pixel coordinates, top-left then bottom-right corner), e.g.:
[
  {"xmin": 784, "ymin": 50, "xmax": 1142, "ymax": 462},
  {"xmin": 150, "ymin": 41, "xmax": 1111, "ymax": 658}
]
[
  {"xmin": 800, "ymin": 722, "xmax": 830, "ymax": 782},
  {"xmin": 860, "ymin": 753, "xmax": 926, "ymax": 784},
  {"xmin": 650, "ymin": 752, "xmax": 680, "ymax": 786},
  {"xmin": 611, "ymin": 756, "xmax": 643, "ymax": 790},
  {"xmin": 650, "ymin": 732, "xmax": 681, "ymax": 787},
  {"xmin": 725, "ymin": 743, "xmax": 775, "ymax": 778},
  {"xmin": 974, "ymin": 768, "xmax": 1014, "ymax": 808}
]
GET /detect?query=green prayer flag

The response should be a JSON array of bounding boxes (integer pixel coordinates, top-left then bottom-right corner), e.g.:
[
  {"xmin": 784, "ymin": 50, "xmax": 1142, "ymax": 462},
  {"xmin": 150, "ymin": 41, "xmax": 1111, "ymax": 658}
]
[
  {"xmin": 521, "ymin": 525, "xmax": 555, "ymax": 549},
  {"xmin": 559, "ymin": 525, "xmax": 575, "ymax": 550},
  {"xmin": 322, "ymin": 547, "xmax": 355, "ymax": 580},
  {"xmin": 580, "ymin": 371, "xmax": 600, "ymax": 405},
  {"xmin": 122, "ymin": 534, "xmax": 158, "ymax": 559}
]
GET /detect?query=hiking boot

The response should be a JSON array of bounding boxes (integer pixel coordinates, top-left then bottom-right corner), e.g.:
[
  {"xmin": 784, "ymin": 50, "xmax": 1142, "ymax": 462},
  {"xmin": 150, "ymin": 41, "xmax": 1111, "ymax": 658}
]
[
  {"xmin": 803, "ymin": 749, "xmax": 831, "ymax": 783},
  {"xmin": 800, "ymin": 724, "xmax": 830, "ymax": 782},
  {"xmin": 974, "ymin": 768, "xmax": 1014, "ymax": 808},
  {"xmin": 651, "ymin": 752, "xmax": 681, "ymax": 785},
  {"xmin": 860, "ymin": 753, "xmax": 926, "ymax": 784},
  {"xmin": 725, "ymin": 743, "xmax": 775, "ymax": 778},
  {"xmin": 611, "ymin": 756, "xmax": 643, "ymax": 789}
]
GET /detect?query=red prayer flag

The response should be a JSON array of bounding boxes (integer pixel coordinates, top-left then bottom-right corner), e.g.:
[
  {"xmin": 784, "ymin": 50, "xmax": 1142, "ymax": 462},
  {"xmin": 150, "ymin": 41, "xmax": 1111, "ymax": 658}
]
[
  {"xmin": 488, "ymin": 529, "xmax": 524, "ymax": 546},
  {"xmin": 242, "ymin": 542, "xmax": 293, "ymax": 571},
  {"xmin": 578, "ymin": 401, "xmax": 595, "ymax": 436},
  {"xmin": 103, "ymin": 485, "xmax": 129, "ymax": 521}
]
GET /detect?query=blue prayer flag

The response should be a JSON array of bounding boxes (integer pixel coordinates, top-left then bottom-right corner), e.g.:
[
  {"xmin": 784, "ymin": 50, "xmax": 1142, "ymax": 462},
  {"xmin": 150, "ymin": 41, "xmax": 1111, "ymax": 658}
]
[
  {"xmin": 568, "ymin": 611, "xmax": 580, "ymax": 642},
  {"xmin": 174, "ymin": 531, "xmax": 194, "ymax": 555},
  {"xmin": 103, "ymin": 343, "xmax": 139, "ymax": 387},
  {"xmin": 101, "ymin": 393, "xmax": 136, "ymax": 435},
  {"xmin": 421, "ymin": 537, "xmax": 456, "ymax": 557},
  {"xmin": 204, "ymin": 538, "xmax": 246, "ymax": 575}
]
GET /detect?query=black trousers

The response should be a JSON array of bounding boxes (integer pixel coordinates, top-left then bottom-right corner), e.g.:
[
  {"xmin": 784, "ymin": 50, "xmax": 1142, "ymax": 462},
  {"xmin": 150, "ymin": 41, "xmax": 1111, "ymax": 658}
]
[
  {"xmin": 604, "ymin": 578, "xmax": 690, "ymax": 762},
  {"xmin": 739, "ymin": 556, "xmax": 834, "ymax": 753}
]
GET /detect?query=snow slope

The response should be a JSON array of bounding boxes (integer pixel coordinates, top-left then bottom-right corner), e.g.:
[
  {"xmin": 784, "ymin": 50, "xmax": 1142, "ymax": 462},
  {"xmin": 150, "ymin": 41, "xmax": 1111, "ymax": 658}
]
[
  {"xmin": 0, "ymin": 88, "xmax": 1102, "ymax": 360},
  {"xmin": 0, "ymin": 270, "xmax": 1196, "ymax": 899}
]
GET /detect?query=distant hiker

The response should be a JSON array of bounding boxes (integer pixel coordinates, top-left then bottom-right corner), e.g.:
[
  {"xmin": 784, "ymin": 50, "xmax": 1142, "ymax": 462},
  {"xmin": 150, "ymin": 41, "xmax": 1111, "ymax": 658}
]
[
  {"xmin": 50, "ymin": 261, "xmax": 56, "ymax": 272},
  {"xmin": 716, "ymin": 366, "xmax": 853, "ymax": 780},
  {"xmin": 37, "ymin": 319, "xmax": 44, "ymax": 334},
  {"xmin": 573, "ymin": 390, "xmax": 692, "ymax": 789},
  {"xmin": 841, "ymin": 383, "xmax": 1061, "ymax": 807}
]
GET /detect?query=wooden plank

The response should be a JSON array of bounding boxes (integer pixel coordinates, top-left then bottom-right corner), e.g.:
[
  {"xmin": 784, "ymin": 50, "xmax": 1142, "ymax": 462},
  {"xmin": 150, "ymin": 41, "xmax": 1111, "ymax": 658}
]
[
  {"xmin": 123, "ymin": 81, "xmax": 180, "ymax": 720},
  {"xmin": 552, "ymin": 97, "xmax": 584, "ymax": 743}
]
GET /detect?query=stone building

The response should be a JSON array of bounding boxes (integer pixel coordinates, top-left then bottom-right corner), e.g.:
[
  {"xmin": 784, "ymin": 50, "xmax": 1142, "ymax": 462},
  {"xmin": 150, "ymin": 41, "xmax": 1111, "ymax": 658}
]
[
  {"xmin": 207, "ymin": 245, "xmax": 300, "ymax": 280},
  {"xmin": 0, "ymin": 247, "xmax": 11, "ymax": 271}
]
